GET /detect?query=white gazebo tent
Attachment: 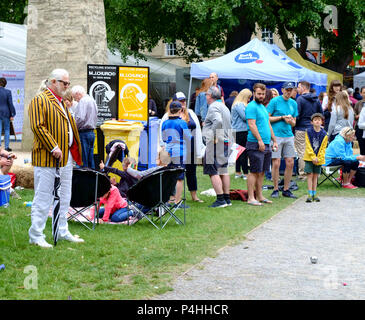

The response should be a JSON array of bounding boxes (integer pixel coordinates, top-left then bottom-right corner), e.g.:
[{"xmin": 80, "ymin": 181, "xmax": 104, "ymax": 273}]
[
  {"xmin": 188, "ymin": 38, "xmax": 327, "ymax": 104},
  {"xmin": 354, "ymin": 71, "xmax": 365, "ymax": 90}
]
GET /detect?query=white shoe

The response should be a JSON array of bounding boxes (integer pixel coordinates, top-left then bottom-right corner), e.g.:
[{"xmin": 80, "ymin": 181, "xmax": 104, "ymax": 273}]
[
  {"xmin": 29, "ymin": 239, "xmax": 53, "ymax": 248},
  {"xmin": 234, "ymin": 174, "xmax": 243, "ymax": 179},
  {"xmin": 59, "ymin": 234, "xmax": 84, "ymax": 243}
]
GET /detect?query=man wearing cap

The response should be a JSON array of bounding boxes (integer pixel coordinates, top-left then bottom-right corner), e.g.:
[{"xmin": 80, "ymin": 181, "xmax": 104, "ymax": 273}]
[
  {"xmin": 267, "ymin": 81, "xmax": 298, "ymax": 199},
  {"xmin": 173, "ymin": 91, "xmax": 186, "ymax": 104},
  {"xmin": 202, "ymin": 86, "xmax": 232, "ymax": 208}
]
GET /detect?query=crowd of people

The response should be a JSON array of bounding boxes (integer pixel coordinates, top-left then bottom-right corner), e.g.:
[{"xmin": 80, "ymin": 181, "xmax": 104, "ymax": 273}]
[
  {"xmin": 185, "ymin": 75, "xmax": 365, "ymax": 206},
  {"xmin": 2, "ymin": 66, "xmax": 365, "ymax": 247}
]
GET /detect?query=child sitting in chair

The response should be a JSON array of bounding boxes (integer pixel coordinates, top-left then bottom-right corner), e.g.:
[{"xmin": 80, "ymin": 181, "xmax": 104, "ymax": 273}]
[
  {"xmin": 90, "ymin": 185, "xmax": 134, "ymax": 223},
  {"xmin": 125, "ymin": 148, "xmax": 171, "ymax": 180},
  {"xmin": 99, "ymin": 157, "xmax": 138, "ymax": 198}
]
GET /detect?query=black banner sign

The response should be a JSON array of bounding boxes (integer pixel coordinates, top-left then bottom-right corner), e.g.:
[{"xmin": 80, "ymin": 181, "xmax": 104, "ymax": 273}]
[{"xmin": 87, "ymin": 64, "xmax": 118, "ymax": 127}]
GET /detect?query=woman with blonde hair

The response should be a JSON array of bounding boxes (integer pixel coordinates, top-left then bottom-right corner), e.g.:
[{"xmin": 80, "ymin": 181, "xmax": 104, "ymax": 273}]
[
  {"xmin": 231, "ymin": 88, "xmax": 252, "ymax": 179},
  {"xmin": 271, "ymin": 88, "xmax": 279, "ymax": 98},
  {"xmin": 194, "ymin": 78, "xmax": 213, "ymax": 123},
  {"xmin": 327, "ymin": 91, "xmax": 354, "ymax": 142},
  {"xmin": 322, "ymin": 79, "xmax": 342, "ymax": 132},
  {"xmin": 63, "ymin": 88, "xmax": 76, "ymax": 117}
]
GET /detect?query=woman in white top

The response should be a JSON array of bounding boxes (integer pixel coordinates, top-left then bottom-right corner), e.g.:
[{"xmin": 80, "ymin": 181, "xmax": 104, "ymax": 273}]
[
  {"xmin": 327, "ymin": 91, "xmax": 354, "ymax": 142},
  {"xmin": 322, "ymin": 80, "xmax": 342, "ymax": 132}
]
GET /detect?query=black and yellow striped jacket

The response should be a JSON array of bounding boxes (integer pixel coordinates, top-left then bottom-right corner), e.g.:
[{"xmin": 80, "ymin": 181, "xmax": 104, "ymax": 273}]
[{"xmin": 29, "ymin": 89, "xmax": 82, "ymax": 168}]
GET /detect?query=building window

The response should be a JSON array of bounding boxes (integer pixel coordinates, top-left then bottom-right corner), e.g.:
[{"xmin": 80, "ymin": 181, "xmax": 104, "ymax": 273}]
[
  {"xmin": 262, "ymin": 28, "xmax": 273, "ymax": 44},
  {"xmin": 294, "ymin": 35, "xmax": 301, "ymax": 49},
  {"xmin": 165, "ymin": 42, "xmax": 176, "ymax": 56}
]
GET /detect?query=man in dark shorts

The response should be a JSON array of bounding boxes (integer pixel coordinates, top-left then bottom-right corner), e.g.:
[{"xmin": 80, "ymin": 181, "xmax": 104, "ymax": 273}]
[
  {"xmin": 202, "ymin": 86, "xmax": 233, "ymax": 208},
  {"xmin": 245, "ymin": 83, "xmax": 278, "ymax": 206}
]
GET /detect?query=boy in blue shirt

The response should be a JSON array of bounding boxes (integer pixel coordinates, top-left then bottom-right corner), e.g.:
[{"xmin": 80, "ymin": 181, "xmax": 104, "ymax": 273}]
[
  {"xmin": 161, "ymin": 101, "xmax": 192, "ymax": 208},
  {"xmin": 267, "ymin": 82, "xmax": 298, "ymax": 199}
]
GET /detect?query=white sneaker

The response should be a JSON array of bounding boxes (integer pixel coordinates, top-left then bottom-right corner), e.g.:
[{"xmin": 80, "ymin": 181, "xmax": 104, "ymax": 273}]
[
  {"xmin": 59, "ymin": 234, "xmax": 84, "ymax": 243},
  {"xmin": 234, "ymin": 174, "xmax": 243, "ymax": 179},
  {"xmin": 29, "ymin": 239, "xmax": 53, "ymax": 248}
]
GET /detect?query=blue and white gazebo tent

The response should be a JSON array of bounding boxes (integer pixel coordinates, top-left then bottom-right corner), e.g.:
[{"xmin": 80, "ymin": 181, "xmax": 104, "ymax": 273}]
[{"xmin": 188, "ymin": 38, "xmax": 327, "ymax": 102}]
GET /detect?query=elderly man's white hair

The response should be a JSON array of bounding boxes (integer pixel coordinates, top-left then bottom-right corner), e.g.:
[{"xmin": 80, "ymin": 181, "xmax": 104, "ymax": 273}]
[
  {"xmin": 37, "ymin": 69, "xmax": 69, "ymax": 94},
  {"xmin": 71, "ymin": 85, "xmax": 86, "ymax": 95},
  {"xmin": 48, "ymin": 69, "xmax": 69, "ymax": 83}
]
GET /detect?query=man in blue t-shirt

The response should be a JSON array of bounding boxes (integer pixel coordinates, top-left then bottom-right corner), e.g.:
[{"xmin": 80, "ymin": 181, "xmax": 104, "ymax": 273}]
[
  {"xmin": 245, "ymin": 83, "xmax": 277, "ymax": 206},
  {"xmin": 267, "ymin": 81, "xmax": 298, "ymax": 199}
]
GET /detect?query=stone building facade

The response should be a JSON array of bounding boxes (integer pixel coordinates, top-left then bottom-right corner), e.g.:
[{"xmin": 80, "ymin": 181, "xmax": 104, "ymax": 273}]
[{"xmin": 22, "ymin": 0, "xmax": 108, "ymax": 151}]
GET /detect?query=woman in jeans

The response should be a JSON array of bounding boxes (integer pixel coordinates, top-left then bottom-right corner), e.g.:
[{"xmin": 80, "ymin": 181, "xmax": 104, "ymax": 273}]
[
  {"xmin": 194, "ymin": 78, "xmax": 212, "ymax": 124},
  {"xmin": 231, "ymin": 89, "xmax": 252, "ymax": 179}
]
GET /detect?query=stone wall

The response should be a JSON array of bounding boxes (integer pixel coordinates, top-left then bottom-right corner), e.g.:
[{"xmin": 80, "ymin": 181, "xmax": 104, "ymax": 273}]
[{"xmin": 22, "ymin": 0, "xmax": 108, "ymax": 151}]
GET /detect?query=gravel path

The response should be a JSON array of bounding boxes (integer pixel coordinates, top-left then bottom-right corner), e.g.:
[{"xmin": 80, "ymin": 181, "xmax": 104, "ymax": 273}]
[{"xmin": 157, "ymin": 197, "xmax": 365, "ymax": 300}]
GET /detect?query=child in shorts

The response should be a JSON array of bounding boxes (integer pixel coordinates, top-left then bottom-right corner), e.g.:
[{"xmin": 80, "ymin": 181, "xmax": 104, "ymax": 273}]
[
  {"xmin": 303, "ymin": 113, "xmax": 328, "ymax": 202},
  {"xmin": 161, "ymin": 101, "xmax": 192, "ymax": 208}
]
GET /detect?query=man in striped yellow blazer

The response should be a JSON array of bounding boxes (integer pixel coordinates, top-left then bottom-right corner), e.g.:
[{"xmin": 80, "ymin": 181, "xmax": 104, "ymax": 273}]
[{"xmin": 28, "ymin": 68, "xmax": 85, "ymax": 248}]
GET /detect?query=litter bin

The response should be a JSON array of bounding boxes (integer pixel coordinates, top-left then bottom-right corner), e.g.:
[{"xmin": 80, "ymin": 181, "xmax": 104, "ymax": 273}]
[
  {"xmin": 138, "ymin": 117, "xmax": 161, "ymax": 171},
  {"xmin": 0, "ymin": 175, "xmax": 11, "ymax": 207},
  {"xmin": 100, "ymin": 120, "xmax": 144, "ymax": 182}
]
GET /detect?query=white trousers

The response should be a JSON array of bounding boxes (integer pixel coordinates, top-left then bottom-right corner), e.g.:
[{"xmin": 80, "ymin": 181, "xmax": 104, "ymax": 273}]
[{"xmin": 29, "ymin": 153, "xmax": 73, "ymax": 243}]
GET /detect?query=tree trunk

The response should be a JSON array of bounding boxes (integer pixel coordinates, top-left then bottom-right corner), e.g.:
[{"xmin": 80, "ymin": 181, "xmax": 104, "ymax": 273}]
[
  {"xmin": 22, "ymin": 0, "xmax": 108, "ymax": 151},
  {"xmin": 297, "ymin": 36, "xmax": 308, "ymax": 59},
  {"xmin": 225, "ymin": 12, "xmax": 255, "ymax": 53},
  {"xmin": 277, "ymin": 24, "xmax": 293, "ymax": 51},
  {"xmin": 321, "ymin": 53, "xmax": 353, "ymax": 74}
]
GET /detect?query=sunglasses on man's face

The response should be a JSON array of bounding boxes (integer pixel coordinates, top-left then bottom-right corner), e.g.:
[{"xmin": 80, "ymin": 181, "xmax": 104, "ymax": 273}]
[{"xmin": 57, "ymin": 80, "xmax": 71, "ymax": 86}]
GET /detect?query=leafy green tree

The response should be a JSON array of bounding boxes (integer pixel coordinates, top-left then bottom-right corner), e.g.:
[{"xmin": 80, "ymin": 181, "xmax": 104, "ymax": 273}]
[
  {"xmin": 104, "ymin": 0, "xmax": 245, "ymax": 62},
  {"xmin": 105, "ymin": 0, "xmax": 365, "ymax": 73},
  {"xmin": 246, "ymin": 0, "xmax": 365, "ymax": 73},
  {"xmin": 0, "ymin": 1, "xmax": 28, "ymax": 24},
  {"xmin": 1, "ymin": 0, "xmax": 364, "ymax": 73}
]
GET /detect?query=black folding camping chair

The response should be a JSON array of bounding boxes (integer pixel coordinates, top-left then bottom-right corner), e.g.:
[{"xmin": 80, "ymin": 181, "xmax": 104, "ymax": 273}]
[
  {"xmin": 318, "ymin": 165, "xmax": 343, "ymax": 188},
  {"xmin": 126, "ymin": 167, "xmax": 186, "ymax": 230},
  {"xmin": 67, "ymin": 168, "xmax": 111, "ymax": 230}
]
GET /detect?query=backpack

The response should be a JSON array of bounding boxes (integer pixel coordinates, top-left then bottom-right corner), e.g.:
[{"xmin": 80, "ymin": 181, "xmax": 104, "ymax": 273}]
[
  {"xmin": 355, "ymin": 167, "xmax": 365, "ymax": 187},
  {"xmin": 229, "ymin": 189, "xmax": 252, "ymax": 202}
]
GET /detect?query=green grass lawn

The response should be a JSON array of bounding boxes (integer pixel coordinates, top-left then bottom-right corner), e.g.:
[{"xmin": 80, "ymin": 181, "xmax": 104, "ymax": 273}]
[{"xmin": 1, "ymin": 166, "xmax": 364, "ymax": 300}]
